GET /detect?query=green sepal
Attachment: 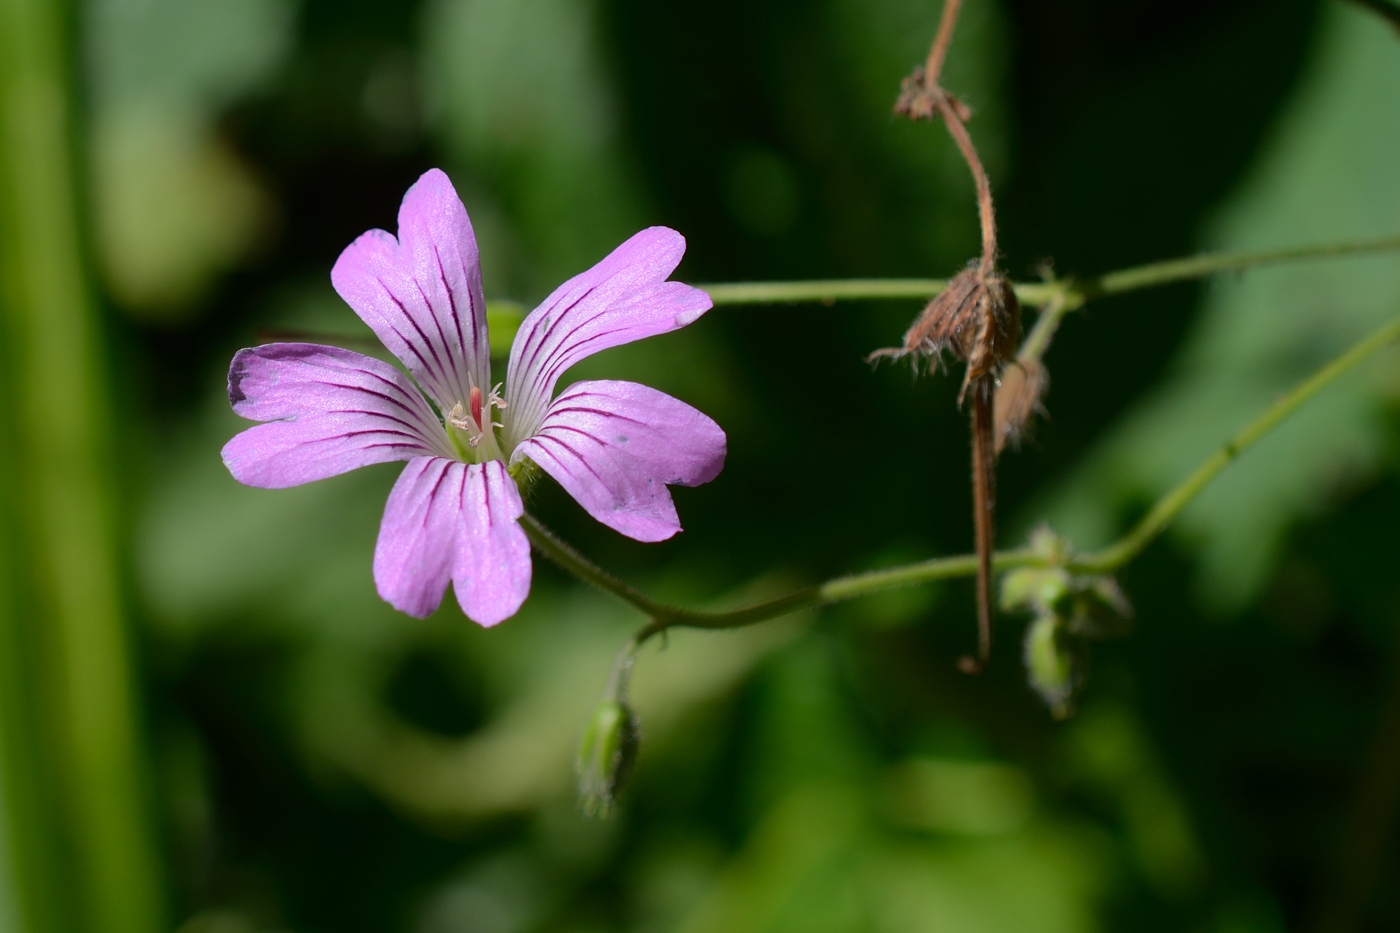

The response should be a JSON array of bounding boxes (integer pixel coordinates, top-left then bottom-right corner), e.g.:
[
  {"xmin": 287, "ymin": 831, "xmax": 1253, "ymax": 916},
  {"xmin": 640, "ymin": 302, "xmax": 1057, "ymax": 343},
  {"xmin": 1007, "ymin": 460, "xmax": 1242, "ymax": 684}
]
[
  {"xmin": 1023, "ymin": 613, "xmax": 1081, "ymax": 720},
  {"xmin": 577, "ymin": 699, "xmax": 639, "ymax": 819}
]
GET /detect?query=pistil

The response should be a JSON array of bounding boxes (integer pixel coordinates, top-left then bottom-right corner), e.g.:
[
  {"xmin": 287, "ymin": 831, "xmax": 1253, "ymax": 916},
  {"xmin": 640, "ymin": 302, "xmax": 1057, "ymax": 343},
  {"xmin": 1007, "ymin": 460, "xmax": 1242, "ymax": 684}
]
[{"xmin": 447, "ymin": 384, "xmax": 508, "ymax": 462}]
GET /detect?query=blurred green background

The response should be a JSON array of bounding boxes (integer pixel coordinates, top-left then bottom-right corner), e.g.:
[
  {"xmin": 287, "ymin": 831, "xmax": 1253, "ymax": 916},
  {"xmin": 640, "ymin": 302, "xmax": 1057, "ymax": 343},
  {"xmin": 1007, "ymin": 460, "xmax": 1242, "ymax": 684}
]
[{"xmin": 2, "ymin": 0, "xmax": 1400, "ymax": 930}]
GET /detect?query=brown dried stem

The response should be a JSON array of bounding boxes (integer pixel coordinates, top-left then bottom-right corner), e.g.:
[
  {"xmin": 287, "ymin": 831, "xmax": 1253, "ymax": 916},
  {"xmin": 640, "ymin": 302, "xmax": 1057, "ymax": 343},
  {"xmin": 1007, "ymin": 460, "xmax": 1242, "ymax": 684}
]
[
  {"xmin": 892, "ymin": 0, "xmax": 1012, "ymax": 669},
  {"xmin": 935, "ymin": 94, "xmax": 999, "ymax": 268},
  {"xmin": 960, "ymin": 375, "xmax": 997, "ymax": 673},
  {"xmin": 923, "ymin": 0, "xmax": 963, "ymax": 88}
]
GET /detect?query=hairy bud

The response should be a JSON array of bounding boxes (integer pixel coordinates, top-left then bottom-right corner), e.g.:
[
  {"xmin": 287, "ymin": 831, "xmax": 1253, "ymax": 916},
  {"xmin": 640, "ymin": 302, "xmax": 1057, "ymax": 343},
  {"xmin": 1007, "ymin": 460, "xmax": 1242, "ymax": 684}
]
[{"xmin": 577, "ymin": 699, "xmax": 639, "ymax": 818}]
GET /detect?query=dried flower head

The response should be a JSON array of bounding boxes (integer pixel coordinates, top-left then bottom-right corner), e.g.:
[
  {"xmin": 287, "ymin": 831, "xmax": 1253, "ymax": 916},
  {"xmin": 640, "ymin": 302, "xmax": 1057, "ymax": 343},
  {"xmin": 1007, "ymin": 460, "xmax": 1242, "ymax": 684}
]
[
  {"xmin": 869, "ymin": 264, "xmax": 1021, "ymax": 400},
  {"xmin": 993, "ymin": 355, "xmax": 1048, "ymax": 455}
]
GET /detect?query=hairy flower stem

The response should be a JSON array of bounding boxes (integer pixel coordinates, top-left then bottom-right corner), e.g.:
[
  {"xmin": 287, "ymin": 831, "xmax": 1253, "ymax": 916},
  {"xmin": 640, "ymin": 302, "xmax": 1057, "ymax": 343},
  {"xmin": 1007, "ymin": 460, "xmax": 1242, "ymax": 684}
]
[{"xmin": 525, "ymin": 312, "xmax": 1400, "ymax": 643}]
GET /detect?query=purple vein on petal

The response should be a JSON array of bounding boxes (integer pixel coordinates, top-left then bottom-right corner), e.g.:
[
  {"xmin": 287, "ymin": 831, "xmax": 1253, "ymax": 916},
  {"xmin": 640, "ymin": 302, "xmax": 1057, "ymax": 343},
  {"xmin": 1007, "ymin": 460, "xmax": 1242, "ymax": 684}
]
[
  {"xmin": 433, "ymin": 241, "xmax": 478, "ymax": 374},
  {"xmin": 377, "ymin": 278, "xmax": 455, "ymax": 402}
]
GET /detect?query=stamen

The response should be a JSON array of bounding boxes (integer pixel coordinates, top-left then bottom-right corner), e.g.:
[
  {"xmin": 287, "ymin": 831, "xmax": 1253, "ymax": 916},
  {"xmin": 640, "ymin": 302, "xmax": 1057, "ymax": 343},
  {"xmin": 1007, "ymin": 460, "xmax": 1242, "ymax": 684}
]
[{"xmin": 446, "ymin": 401, "xmax": 473, "ymax": 431}]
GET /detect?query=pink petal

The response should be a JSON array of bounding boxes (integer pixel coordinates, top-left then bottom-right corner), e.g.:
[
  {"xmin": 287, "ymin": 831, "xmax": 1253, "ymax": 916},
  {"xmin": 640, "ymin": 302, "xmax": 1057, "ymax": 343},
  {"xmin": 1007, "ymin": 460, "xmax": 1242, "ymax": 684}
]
[
  {"xmin": 453, "ymin": 459, "xmax": 532, "ymax": 625},
  {"xmin": 373, "ymin": 457, "xmax": 531, "ymax": 625},
  {"xmin": 511, "ymin": 380, "xmax": 726, "ymax": 542},
  {"xmin": 503, "ymin": 227, "xmax": 712, "ymax": 442},
  {"xmin": 330, "ymin": 168, "xmax": 490, "ymax": 411},
  {"xmin": 222, "ymin": 343, "xmax": 453, "ymax": 489}
]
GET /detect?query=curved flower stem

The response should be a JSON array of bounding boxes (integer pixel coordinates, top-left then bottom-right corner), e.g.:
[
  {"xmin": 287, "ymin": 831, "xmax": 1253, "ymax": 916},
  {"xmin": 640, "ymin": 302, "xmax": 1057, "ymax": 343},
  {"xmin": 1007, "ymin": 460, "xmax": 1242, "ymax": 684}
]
[
  {"xmin": 525, "ymin": 312, "xmax": 1400, "ymax": 642},
  {"xmin": 701, "ymin": 234, "xmax": 1400, "ymax": 309},
  {"xmin": 935, "ymin": 92, "xmax": 999, "ymax": 267},
  {"xmin": 518, "ymin": 513, "xmax": 672, "ymax": 618},
  {"xmin": 522, "ymin": 509, "xmax": 1038, "ymax": 648}
]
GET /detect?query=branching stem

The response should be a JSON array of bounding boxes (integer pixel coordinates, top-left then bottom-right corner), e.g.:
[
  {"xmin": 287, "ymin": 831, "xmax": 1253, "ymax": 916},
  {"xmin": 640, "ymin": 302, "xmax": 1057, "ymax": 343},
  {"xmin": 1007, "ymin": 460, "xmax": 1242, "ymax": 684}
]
[{"xmin": 525, "ymin": 312, "xmax": 1400, "ymax": 646}]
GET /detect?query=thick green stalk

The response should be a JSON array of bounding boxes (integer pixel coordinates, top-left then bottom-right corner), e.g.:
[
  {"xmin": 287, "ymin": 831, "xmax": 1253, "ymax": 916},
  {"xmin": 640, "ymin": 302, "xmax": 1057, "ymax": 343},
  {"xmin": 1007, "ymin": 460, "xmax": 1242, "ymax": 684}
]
[
  {"xmin": 526, "ymin": 312, "xmax": 1400, "ymax": 640},
  {"xmin": 0, "ymin": 1, "xmax": 165, "ymax": 931}
]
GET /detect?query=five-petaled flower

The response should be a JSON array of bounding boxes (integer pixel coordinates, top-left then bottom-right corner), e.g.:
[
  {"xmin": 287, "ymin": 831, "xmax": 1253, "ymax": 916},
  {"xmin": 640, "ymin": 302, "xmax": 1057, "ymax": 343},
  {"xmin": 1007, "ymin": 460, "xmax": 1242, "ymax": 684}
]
[{"xmin": 222, "ymin": 169, "xmax": 726, "ymax": 625}]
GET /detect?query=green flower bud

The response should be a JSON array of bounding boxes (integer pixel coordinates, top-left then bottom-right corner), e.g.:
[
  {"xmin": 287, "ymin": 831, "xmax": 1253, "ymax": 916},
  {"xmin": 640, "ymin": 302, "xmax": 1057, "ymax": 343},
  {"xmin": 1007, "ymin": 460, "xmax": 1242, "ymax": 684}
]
[
  {"xmin": 577, "ymin": 699, "xmax": 639, "ymax": 818},
  {"xmin": 1023, "ymin": 613, "xmax": 1080, "ymax": 720}
]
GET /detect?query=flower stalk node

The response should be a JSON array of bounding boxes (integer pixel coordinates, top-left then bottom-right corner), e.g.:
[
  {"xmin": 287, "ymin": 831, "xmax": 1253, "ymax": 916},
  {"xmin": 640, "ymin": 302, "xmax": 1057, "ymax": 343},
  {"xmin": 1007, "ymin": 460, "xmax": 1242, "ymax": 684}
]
[{"xmin": 894, "ymin": 66, "xmax": 974, "ymax": 124}]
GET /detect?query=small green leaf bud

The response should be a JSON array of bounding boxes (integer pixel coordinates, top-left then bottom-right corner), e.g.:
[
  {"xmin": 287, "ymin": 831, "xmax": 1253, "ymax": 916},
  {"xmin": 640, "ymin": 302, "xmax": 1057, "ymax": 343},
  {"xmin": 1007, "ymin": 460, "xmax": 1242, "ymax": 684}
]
[
  {"xmin": 1000, "ymin": 566, "xmax": 1071, "ymax": 614},
  {"xmin": 1023, "ymin": 613, "xmax": 1080, "ymax": 720},
  {"xmin": 486, "ymin": 300, "xmax": 526, "ymax": 358},
  {"xmin": 577, "ymin": 699, "xmax": 639, "ymax": 818}
]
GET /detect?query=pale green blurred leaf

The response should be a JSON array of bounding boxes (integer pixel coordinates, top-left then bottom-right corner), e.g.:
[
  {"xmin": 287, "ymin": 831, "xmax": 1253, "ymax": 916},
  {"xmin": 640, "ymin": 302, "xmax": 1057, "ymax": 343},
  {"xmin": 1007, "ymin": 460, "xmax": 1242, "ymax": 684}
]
[{"xmin": 84, "ymin": 0, "xmax": 294, "ymax": 318}]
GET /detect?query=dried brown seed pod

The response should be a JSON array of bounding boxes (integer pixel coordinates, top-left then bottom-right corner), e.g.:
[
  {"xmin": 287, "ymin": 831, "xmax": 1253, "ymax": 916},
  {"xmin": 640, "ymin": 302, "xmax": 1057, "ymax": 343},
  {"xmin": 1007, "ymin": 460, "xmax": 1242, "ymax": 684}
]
[
  {"xmin": 868, "ymin": 264, "xmax": 1021, "ymax": 401},
  {"xmin": 993, "ymin": 355, "xmax": 1048, "ymax": 455}
]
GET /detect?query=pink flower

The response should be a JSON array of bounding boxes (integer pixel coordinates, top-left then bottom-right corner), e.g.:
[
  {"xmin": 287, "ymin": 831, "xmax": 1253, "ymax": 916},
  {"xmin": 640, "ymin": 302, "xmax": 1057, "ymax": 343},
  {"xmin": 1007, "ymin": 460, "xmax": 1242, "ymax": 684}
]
[{"xmin": 222, "ymin": 169, "xmax": 726, "ymax": 625}]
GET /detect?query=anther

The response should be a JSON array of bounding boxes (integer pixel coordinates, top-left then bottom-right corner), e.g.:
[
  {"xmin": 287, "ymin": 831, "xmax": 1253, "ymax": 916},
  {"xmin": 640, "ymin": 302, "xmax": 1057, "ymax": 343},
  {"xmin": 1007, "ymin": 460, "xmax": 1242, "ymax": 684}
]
[{"xmin": 446, "ymin": 401, "xmax": 473, "ymax": 431}]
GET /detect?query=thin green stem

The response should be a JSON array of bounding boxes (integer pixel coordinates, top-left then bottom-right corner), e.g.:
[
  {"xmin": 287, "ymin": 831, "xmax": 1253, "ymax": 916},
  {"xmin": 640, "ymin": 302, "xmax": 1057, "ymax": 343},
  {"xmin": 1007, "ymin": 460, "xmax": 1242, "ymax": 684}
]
[
  {"xmin": 1074, "ymin": 312, "xmax": 1400, "ymax": 574},
  {"xmin": 519, "ymin": 514, "xmax": 670, "ymax": 618},
  {"xmin": 699, "ymin": 234, "xmax": 1400, "ymax": 308},
  {"xmin": 526, "ymin": 313, "xmax": 1400, "ymax": 640},
  {"xmin": 1087, "ymin": 236, "xmax": 1400, "ymax": 298},
  {"xmin": 702, "ymin": 278, "xmax": 1058, "ymax": 307},
  {"xmin": 1016, "ymin": 290, "xmax": 1074, "ymax": 364}
]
